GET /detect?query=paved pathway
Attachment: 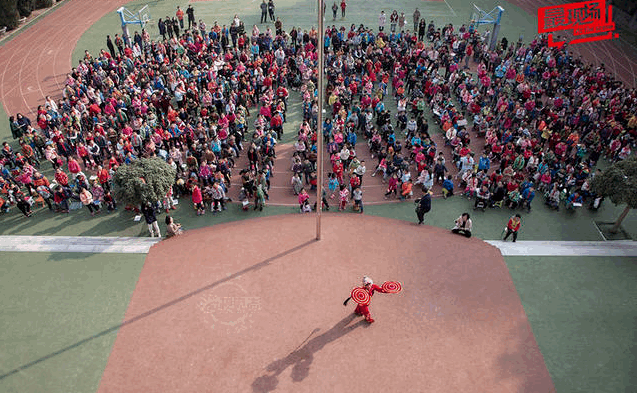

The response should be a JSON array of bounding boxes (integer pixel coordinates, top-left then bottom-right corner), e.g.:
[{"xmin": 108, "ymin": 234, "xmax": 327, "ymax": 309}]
[
  {"xmin": 0, "ymin": 235, "xmax": 160, "ymax": 253},
  {"xmin": 0, "ymin": 235, "xmax": 635, "ymax": 256},
  {"xmin": 486, "ymin": 240, "xmax": 637, "ymax": 257}
]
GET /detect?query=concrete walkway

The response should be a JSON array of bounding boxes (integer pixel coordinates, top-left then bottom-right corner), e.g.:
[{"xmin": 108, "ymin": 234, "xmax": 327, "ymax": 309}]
[
  {"xmin": 0, "ymin": 236, "xmax": 160, "ymax": 254},
  {"xmin": 0, "ymin": 236, "xmax": 635, "ymax": 256},
  {"xmin": 485, "ymin": 240, "xmax": 637, "ymax": 257}
]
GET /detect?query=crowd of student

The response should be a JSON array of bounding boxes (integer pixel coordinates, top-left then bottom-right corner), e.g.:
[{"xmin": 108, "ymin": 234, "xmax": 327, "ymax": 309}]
[
  {"xmin": 1, "ymin": 6, "xmax": 635, "ymax": 237},
  {"xmin": 317, "ymin": 14, "xmax": 635, "ymax": 218}
]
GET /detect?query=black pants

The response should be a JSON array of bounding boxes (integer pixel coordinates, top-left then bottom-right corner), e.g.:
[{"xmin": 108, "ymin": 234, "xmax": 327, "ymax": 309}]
[
  {"xmin": 503, "ymin": 229, "xmax": 518, "ymax": 242},
  {"xmin": 42, "ymin": 196, "xmax": 53, "ymax": 210},
  {"xmin": 261, "ymin": 11, "xmax": 267, "ymax": 23},
  {"xmin": 212, "ymin": 198, "xmax": 225, "ymax": 211},
  {"xmin": 452, "ymin": 228, "xmax": 472, "ymax": 238},
  {"xmin": 416, "ymin": 209, "xmax": 426, "ymax": 223},
  {"xmin": 17, "ymin": 201, "xmax": 31, "ymax": 217},
  {"xmin": 86, "ymin": 203, "xmax": 98, "ymax": 214}
]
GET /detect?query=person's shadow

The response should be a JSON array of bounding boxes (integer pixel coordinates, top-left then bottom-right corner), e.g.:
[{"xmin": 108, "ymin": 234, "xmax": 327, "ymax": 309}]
[{"xmin": 252, "ymin": 313, "xmax": 368, "ymax": 393}]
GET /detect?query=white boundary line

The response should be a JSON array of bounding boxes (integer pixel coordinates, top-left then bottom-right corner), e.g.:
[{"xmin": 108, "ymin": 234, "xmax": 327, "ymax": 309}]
[
  {"xmin": 444, "ymin": 0, "xmax": 458, "ymax": 17},
  {"xmin": 593, "ymin": 221, "xmax": 608, "ymax": 241}
]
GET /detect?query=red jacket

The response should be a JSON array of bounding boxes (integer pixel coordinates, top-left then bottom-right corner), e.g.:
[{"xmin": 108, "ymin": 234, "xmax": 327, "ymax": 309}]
[
  {"xmin": 507, "ymin": 217, "xmax": 521, "ymax": 232},
  {"xmin": 192, "ymin": 186, "xmax": 203, "ymax": 204}
]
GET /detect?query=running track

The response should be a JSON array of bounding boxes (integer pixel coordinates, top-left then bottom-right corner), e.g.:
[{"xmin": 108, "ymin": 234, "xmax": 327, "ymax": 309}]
[{"xmin": 0, "ymin": 0, "xmax": 130, "ymax": 120}]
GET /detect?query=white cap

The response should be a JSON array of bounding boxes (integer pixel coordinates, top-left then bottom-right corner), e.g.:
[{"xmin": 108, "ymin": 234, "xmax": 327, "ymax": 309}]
[{"xmin": 362, "ymin": 276, "xmax": 373, "ymax": 286}]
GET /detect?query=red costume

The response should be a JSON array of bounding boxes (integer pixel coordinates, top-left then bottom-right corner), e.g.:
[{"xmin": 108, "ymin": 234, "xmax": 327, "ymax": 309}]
[{"xmin": 353, "ymin": 278, "xmax": 388, "ymax": 323}]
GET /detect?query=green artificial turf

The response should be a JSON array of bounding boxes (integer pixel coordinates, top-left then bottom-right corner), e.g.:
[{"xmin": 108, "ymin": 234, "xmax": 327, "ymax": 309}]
[
  {"xmin": 0, "ymin": 252, "xmax": 146, "ymax": 393},
  {"xmin": 506, "ymin": 256, "xmax": 637, "ymax": 393}
]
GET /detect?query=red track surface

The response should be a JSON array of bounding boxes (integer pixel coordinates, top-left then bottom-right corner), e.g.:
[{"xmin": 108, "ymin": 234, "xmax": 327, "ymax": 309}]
[{"xmin": 0, "ymin": 0, "xmax": 129, "ymax": 119}]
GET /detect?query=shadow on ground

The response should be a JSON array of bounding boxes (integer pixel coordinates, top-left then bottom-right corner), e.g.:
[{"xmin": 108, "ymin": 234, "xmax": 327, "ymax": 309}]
[{"xmin": 251, "ymin": 313, "xmax": 369, "ymax": 393}]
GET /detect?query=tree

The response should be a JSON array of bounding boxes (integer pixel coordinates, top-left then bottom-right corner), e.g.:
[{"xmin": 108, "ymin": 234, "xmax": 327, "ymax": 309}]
[
  {"xmin": 16, "ymin": 0, "xmax": 35, "ymax": 17},
  {"xmin": 0, "ymin": 0, "xmax": 20, "ymax": 30},
  {"xmin": 590, "ymin": 157, "xmax": 637, "ymax": 233},
  {"xmin": 112, "ymin": 157, "xmax": 176, "ymax": 208}
]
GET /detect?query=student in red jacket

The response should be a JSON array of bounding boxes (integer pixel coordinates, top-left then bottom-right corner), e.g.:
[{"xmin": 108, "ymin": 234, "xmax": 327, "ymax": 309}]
[{"xmin": 503, "ymin": 214, "xmax": 521, "ymax": 242}]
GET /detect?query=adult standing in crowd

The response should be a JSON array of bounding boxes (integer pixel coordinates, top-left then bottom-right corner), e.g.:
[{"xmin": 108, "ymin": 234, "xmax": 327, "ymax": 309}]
[
  {"xmin": 260, "ymin": 0, "xmax": 268, "ymax": 23},
  {"xmin": 268, "ymin": 0, "xmax": 276, "ymax": 22},
  {"xmin": 413, "ymin": 8, "xmax": 420, "ymax": 31},
  {"xmin": 142, "ymin": 202, "xmax": 161, "ymax": 238},
  {"xmin": 176, "ymin": 6, "xmax": 184, "ymax": 28},
  {"xmin": 186, "ymin": 5, "xmax": 195, "ymax": 30}
]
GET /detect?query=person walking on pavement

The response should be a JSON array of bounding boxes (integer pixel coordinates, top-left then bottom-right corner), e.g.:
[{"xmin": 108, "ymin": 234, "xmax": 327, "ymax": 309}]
[
  {"xmin": 340, "ymin": 0, "xmax": 346, "ymax": 17},
  {"xmin": 415, "ymin": 186, "xmax": 432, "ymax": 224}
]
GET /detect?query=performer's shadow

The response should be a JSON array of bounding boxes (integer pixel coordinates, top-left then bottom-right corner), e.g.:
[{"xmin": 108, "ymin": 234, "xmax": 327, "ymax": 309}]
[{"xmin": 252, "ymin": 313, "xmax": 368, "ymax": 392}]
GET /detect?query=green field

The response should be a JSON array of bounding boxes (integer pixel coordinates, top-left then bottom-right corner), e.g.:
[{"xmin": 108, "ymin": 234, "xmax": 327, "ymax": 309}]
[{"xmin": 0, "ymin": 252, "xmax": 146, "ymax": 393}]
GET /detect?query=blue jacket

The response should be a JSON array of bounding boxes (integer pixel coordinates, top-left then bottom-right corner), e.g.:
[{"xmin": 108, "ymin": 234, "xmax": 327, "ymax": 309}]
[
  {"xmin": 478, "ymin": 156, "xmax": 490, "ymax": 171},
  {"xmin": 522, "ymin": 188, "xmax": 535, "ymax": 202},
  {"xmin": 442, "ymin": 179, "xmax": 454, "ymax": 191}
]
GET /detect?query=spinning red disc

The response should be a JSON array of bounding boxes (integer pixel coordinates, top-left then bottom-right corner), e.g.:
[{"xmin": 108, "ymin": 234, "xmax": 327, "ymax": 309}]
[
  {"xmin": 381, "ymin": 281, "xmax": 402, "ymax": 293},
  {"xmin": 351, "ymin": 287, "xmax": 371, "ymax": 305}
]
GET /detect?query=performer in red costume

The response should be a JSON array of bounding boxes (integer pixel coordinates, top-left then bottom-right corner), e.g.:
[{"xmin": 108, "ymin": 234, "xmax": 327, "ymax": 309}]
[{"xmin": 353, "ymin": 276, "xmax": 388, "ymax": 324}]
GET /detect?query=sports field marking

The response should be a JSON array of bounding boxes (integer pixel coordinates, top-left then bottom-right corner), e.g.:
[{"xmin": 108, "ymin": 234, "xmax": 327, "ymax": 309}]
[{"xmin": 443, "ymin": 0, "xmax": 456, "ymax": 17}]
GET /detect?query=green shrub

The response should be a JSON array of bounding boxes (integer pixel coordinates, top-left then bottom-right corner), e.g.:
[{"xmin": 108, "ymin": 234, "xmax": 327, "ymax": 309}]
[
  {"xmin": 35, "ymin": 0, "xmax": 52, "ymax": 9},
  {"xmin": 17, "ymin": 0, "xmax": 35, "ymax": 18}
]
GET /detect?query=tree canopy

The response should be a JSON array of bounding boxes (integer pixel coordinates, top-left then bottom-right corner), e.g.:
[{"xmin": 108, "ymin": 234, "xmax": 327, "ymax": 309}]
[
  {"xmin": 112, "ymin": 157, "xmax": 176, "ymax": 207},
  {"xmin": 590, "ymin": 157, "xmax": 637, "ymax": 209},
  {"xmin": 0, "ymin": 0, "xmax": 20, "ymax": 29}
]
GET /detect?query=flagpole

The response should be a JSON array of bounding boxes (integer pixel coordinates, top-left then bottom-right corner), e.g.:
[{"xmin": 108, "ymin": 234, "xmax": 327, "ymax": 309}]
[{"xmin": 316, "ymin": 0, "xmax": 324, "ymax": 241}]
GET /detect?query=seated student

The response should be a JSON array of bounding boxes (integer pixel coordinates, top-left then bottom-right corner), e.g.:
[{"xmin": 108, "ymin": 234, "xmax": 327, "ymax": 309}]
[
  {"xmin": 298, "ymin": 187, "xmax": 310, "ymax": 211},
  {"xmin": 506, "ymin": 188, "xmax": 521, "ymax": 209},
  {"xmin": 545, "ymin": 184, "xmax": 561, "ymax": 210},
  {"xmin": 165, "ymin": 215, "xmax": 183, "ymax": 238},
  {"xmin": 442, "ymin": 175, "xmax": 454, "ymax": 198},
  {"xmin": 491, "ymin": 181, "xmax": 506, "ymax": 206},
  {"xmin": 451, "ymin": 213, "xmax": 473, "ymax": 238},
  {"xmin": 521, "ymin": 186, "xmax": 535, "ymax": 212},
  {"xmin": 463, "ymin": 172, "xmax": 479, "ymax": 197},
  {"xmin": 474, "ymin": 185, "xmax": 490, "ymax": 211},
  {"xmin": 565, "ymin": 191, "xmax": 583, "ymax": 210},
  {"xmin": 400, "ymin": 179, "xmax": 413, "ymax": 200}
]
